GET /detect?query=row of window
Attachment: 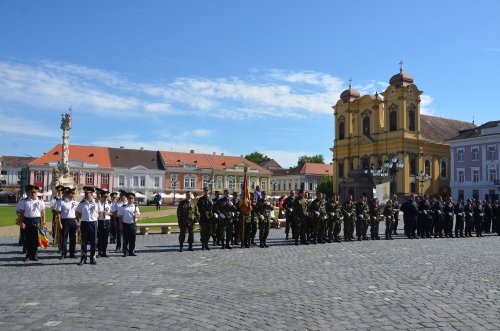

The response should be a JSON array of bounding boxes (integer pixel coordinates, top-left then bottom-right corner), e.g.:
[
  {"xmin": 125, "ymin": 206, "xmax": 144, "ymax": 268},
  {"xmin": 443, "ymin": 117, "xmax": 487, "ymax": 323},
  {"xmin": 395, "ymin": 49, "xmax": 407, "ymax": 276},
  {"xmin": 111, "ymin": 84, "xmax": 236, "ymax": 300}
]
[
  {"xmin": 117, "ymin": 175, "xmax": 160, "ymax": 188},
  {"xmin": 338, "ymin": 105, "xmax": 416, "ymax": 140},
  {"xmin": 456, "ymin": 168, "xmax": 497, "ymax": 183},
  {"xmin": 169, "ymin": 174, "xmax": 269, "ymax": 191},
  {"xmin": 456, "ymin": 146, "xmax": 497, "ymax": 161},
  {"xmin": 338, "ymin": 158, "xmax": 448, "ymax": 178}
]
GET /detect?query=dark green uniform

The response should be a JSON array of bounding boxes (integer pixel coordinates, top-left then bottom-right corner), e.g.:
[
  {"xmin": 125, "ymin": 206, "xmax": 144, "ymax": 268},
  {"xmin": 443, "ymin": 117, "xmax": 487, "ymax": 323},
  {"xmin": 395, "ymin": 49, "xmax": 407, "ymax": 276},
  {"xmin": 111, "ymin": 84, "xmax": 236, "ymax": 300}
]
[
  {"xmin": 342, "ymin": 200, "xmax": 355, "ymax": 241},
  {"xmin": 197, "ymin": 194, "xmax": 214, "ymax": 250},
  {"xmin": 283, "ymin": 195, "xmax": 295, "ymax": 239},
  {"xmin": 255, "ymin": 198, "xmax": 273, "ymax": 247},
  {"xmin": 355, "ymin": 201, "xmax": 368, "ymax": 240},
  {"xmin": 383, "ymin": 204, "xmax": 394, "ymax": 240},
  {"xmin": 216, "ymin": 196, "xmax": 237, "ymax": 249},
  {"xmin": 369, "ymin": 202, "xmax": 381, "ymax": 240},
  {"xmin": 232, "ymin": 195, "xmax": 241, "ymax": 245},
  {"xmin": 326, "ymin": 199, "xmax": 343, "ymax": 242},
  {"xmin": 293, "ymin": 195, "xmax": 309, "ymax": 245},
  {"xmin": 309, "ymin": 197, "xmax": 327, "ymax": 244},
  {"xmin": 177, "ymin": 198, "xmax": 198, "ymax": 251}
]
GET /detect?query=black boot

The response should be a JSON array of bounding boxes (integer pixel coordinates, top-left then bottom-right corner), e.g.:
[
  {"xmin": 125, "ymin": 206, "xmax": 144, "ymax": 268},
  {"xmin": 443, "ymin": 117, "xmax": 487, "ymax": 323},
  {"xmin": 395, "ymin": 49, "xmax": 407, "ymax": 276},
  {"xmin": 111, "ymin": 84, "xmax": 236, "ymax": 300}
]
[
  {"xmin": 263, "ymin": 240, "xmax": 269, "ymax": 248},
  {"xmin": 188, "ymin": 243, "xmax": 194, "ymax": 251},
  {"xmin": 225, "ymin": 239, "xmax": 232, "ymax": 249},
  {"xmin": 295, "ymin": 238, "xmax": 299, "ymax": 246},
  {"xmin": 179, "ymin": 244, "xmax": 183, "ymax": 252}
]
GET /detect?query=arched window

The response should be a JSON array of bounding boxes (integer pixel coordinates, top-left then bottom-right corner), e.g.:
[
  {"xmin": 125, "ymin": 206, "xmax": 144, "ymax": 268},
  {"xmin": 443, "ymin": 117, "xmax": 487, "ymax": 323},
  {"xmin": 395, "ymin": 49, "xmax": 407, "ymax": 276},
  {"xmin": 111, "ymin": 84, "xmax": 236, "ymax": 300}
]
[
  {"xmin": 425, "ymin": 160, "xmax": 431, "ymax": 176},
  {"xmin": 362, "ymin": 116, "xmax": 370, "ymax": 135},
  {"xmin": 338, "ymin": 121, "xmax": 345, "ymax": 140},
  {"xmin": 389, "ymin": 105, "xmax": 397, "ymax": 131},
  {"xmin": 362, "ymin": 157, "xmax": 370, "ymax": 172},
  {"xmin": 440, "ymin": 161, "xmax": 447, "ymax": 178},
  {"xmin": 409, "ymin": 105, "xmax": 416, "ymax": 131}
]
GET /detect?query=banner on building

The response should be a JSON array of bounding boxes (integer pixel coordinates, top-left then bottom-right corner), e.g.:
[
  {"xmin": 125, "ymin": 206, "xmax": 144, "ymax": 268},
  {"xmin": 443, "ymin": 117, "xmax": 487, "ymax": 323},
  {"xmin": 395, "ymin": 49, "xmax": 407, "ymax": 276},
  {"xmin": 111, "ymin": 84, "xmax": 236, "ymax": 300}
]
[{"xmin": 375, "ymin": 181, "xmax": 391, "ymax": 204}]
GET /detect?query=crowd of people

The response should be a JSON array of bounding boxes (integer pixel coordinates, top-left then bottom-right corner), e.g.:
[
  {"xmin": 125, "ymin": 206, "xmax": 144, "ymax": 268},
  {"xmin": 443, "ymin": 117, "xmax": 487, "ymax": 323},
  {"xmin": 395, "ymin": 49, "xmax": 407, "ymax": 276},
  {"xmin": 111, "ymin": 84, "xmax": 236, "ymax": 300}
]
[{"xmin": 15, "ymin": 184, "xmax": 500, "ymax": 263}]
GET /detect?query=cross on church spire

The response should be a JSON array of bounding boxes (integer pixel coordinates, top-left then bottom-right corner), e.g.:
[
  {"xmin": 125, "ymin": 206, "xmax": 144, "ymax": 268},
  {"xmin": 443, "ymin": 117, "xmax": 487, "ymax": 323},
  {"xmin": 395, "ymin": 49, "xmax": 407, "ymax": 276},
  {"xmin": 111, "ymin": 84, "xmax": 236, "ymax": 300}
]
[
  {"xmin": 348, "ymin": 77, "xmax": 352, "ymax": 88},
  {"xmin": 399, "ymin": 59, "xmax": 404, "ymax": 73}
]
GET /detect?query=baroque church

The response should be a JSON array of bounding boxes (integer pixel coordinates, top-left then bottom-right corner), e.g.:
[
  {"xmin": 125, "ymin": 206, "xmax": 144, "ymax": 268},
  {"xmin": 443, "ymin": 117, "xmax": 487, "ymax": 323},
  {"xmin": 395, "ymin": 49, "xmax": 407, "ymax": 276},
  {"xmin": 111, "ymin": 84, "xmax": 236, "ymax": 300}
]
[{"xmin": 331, "ymin": 65, "xmax": 476, "ymax": 199}]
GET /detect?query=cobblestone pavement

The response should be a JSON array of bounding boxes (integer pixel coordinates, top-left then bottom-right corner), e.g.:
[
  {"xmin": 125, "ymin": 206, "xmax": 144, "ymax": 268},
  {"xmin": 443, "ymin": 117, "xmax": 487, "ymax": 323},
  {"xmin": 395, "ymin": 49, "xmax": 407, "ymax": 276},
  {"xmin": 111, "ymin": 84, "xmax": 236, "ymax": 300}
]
[{"xmin": 1, "ymin": 224, "xmax": 499, "ymax": 331}]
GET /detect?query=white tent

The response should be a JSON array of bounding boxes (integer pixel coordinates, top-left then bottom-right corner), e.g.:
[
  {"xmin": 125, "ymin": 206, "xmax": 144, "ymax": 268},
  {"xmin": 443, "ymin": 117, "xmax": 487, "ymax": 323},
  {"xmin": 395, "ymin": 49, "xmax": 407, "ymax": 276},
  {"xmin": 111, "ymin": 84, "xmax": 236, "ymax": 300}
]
[
  {"xmin": 133, "ymin": 191, "xmax": 146, "ymax": 198},
  {"xmin": 151, "ymin": 193, "xmax": 169, "ymax": 198}
]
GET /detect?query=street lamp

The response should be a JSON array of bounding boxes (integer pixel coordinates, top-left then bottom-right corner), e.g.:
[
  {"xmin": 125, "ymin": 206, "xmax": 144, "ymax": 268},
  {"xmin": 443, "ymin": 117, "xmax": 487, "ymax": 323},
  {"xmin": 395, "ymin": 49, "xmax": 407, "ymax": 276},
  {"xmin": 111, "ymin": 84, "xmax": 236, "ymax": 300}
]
[
  {"xmin": 271, "ymin": 180, "xmax": 276, "ymax": 203},
  {"xmin": 415, "ymin": 171, "xmax": 429, "ymax": 195},
  {"xmin": 383, "ymin": 154, "xmax": 404, "ymax": 196},
  {"xmin": 171, "ymin": 179, "xmax": 178, "ymax": 205}
]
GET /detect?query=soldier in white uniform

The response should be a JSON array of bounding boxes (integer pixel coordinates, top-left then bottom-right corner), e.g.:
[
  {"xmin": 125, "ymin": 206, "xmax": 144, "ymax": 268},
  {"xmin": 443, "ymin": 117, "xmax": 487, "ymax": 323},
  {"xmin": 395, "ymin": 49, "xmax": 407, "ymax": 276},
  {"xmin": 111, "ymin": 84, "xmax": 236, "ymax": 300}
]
[
  {"xmin": 118, "ymin": 192, "xmax": 140, "ymax": 257},
  {"xmin": 18, "ymin": 185, "xmax": 46, "ymax": 262},
  {"xmin": 97, "ymin": 189, "xmax": 112, "ymax": 257},
  {"xmin": 55, "ymin": 187, "xmax": 78, "ymax": 259},
  {"xmin": 75, "ymin": 186, "xmax": 99, "ymax": 265},
  {"xmin": 16, "ymin": 193, "xmax": 28, "ymax": 254},
  {"xmin": 113, "ymin": 191, "xmax": 128, "ymax": 252}
]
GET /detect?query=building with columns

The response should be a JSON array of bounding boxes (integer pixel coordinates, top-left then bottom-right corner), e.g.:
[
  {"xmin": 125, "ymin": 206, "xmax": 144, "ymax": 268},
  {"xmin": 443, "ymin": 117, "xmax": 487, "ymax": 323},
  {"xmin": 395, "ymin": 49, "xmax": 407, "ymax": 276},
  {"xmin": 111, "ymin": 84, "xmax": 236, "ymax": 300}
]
[
  {"xmin": 331, "ymin": 67, "xmax": 476, "ymax": 199},
  {"xmin": 448, "ymin": 121, "xmax": 500, "ymax": 201}
]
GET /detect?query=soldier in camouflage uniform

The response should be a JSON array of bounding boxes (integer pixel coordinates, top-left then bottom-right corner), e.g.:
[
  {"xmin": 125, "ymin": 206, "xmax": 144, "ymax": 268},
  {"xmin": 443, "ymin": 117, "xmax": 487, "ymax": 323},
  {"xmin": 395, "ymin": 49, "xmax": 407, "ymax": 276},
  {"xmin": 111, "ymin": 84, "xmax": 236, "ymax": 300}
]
[
  {"xmin": 249, "ymin": 193, "xmax": 258, "ymax": 245},
  {"xmin": 255, "ymin": 191, "xmax": 273, "ymax": 248},
  {"xmin": 355, "ymin": 196, "xmax": 368, "ymax": 241},
  {"xmin": 383, "ymin": 199, "xmax": 394, "ymax": 240},
  {"xmin": 293, "ymin": 189, "xmax": 309, "ymax": 245},
  {"xmin": 342, "ymin": 194, "xmax": 355, "ymax": 242},
  {"xmin": 211, "ymin": 191, "xmax": 221, "ymax": 246},
  {"xmin": 309, "ymin": 192, "xmax": 327, "ymax": 244},
  {"xmin": 196, "ymin": 187, "xmax": 213, "ymax": 250},
  {"xmin": 326, "ymin": 193, "xmax": 343, "ymax": 242},
  {"xmin": 232, "ymin": 191, "xmax": 241, "ymax": 245},
  {"xmin": 283, "ymin": 191, "xmax": 295, "ymax": 240},
  {"xmin": 369, "ymin": 198, "xmax": 381, "ymax": 240},
  {"xmin": 176, "ymin": 191, "xmax": 199, "ymax": 252},
  {"xmin": 216, "ymin": 190, "xmax": 237, "ymax": 249}
]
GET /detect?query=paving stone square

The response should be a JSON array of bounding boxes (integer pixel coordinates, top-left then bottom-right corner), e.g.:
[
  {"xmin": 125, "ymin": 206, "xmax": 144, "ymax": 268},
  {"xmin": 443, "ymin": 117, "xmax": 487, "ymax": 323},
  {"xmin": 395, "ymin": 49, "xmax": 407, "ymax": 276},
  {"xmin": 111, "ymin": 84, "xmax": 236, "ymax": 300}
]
[{"xmin": 0, "ymin": 226, "xmax": 499, "ymax": 330}]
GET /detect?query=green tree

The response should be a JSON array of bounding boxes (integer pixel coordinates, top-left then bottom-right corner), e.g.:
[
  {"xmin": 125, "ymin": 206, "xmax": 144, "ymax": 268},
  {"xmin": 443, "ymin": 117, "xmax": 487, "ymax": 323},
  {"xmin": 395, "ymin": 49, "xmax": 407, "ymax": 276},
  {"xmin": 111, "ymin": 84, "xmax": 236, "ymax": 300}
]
[
  {"xmin": 245, "ymin": 151, "xmax": 270, "ymax": 164},
  {"xmin": 297, "ymin": 154, "xmax": 325, "ymax": 167},
  {"xmin": 316, "ymin": 175, "xmax": 333, "ymax": 197}
]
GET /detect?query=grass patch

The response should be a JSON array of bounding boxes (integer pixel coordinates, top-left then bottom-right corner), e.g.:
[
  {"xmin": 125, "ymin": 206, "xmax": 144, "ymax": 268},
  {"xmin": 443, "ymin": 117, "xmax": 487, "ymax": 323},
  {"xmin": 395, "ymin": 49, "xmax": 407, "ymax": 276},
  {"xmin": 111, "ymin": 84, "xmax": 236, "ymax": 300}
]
[
  {"xmin": 0, "ymin": 206, "xmax": 56, "ymax": 227},
  {"xmin": 138, "ymin": 214, "xmax": 178, "ymax": 223}
]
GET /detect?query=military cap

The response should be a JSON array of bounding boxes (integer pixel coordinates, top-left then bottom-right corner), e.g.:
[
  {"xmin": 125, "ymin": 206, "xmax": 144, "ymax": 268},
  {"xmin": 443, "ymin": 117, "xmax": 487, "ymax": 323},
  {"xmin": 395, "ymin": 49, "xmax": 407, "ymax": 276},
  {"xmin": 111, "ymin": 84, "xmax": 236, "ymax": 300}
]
[
  {"xmin": 65, "ymin": 187, "xmax": 76, "ymax": 194},
  {"xmin": 214, "ymin": 190, "xmax": 220, "ymax": 195},
  {"xmin": 83, "ymin": 186, "xmax": 95, "ymax": 193},
  {"xmin": 119, "ymin": 190, "xmax": 128, "ymax": 197},
  {"xmin": 203, "ymin": 187, "xmax": 209, "ymax": 191},
  {"xmin": 25, "ymin": 185, "xmax": 39, "ymax": 192},
  {"xmin": 127, "ymin": 192, "xmax": 136, "ymax": 198},
  {"xmin": 223, "ymin": 189, "xmax": 229, "ymax": 193},
  {"xmin": 100, "ymin": 189, "xmax": 110, "ymax": 197},
  {"xmin": 110, "ymin": 192, "xmax": 118, "ymax": 197},
  {"xmin": 185, "ymin": 190, "xmax": 192, "ymax": 195},
  {"xmin": 55, "ymin": 185, "xmax": 65, "ymax": 192}
]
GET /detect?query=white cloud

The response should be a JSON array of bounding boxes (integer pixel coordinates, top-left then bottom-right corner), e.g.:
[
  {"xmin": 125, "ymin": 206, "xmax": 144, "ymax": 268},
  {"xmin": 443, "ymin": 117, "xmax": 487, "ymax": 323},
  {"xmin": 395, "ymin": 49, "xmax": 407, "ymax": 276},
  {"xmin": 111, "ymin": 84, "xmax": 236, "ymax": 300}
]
[
  {"xmin": 144, "ymin": 103, "xmax": 172, "ymax": 113},
  {"xmin": 0, "ymin": 112, "xmax": 59, "ymax": 138},
  {"xmin": 420, "ymin": 95, "xmax": 435, "ymax": 115}
]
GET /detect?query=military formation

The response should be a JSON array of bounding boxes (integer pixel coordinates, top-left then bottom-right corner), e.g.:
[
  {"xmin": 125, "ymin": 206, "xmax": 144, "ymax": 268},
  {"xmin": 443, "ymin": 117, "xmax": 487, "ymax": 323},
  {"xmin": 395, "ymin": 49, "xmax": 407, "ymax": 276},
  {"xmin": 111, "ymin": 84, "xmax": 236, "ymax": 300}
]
[
  {"xmin": 16, "ymin": 185, "xmax": 140, "ymax": 264},
  {"xmin": 15, "ymin": 185, "xmax": 500, "ymax": 262}
]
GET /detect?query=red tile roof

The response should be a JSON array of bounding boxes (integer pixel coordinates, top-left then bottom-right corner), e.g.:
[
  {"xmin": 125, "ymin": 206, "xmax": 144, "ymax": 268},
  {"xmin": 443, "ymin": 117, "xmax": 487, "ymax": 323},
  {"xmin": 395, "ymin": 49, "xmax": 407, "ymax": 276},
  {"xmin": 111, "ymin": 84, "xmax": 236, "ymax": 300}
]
[
  {"xmin": 30, "ymin": 144, "xmax": 112, "ymax": 168},
  {"xmin": 159, "ymin": 151, "xmax": 271, "ymax": 173}
]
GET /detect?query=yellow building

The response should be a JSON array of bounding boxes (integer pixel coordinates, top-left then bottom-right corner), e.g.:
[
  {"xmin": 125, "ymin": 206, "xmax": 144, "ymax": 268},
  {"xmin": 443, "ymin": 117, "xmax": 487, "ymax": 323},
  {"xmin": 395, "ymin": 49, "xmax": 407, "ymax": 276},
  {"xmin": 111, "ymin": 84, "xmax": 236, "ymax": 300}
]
[{"xmin": 331, "ymin": 66, "xmax": 476, "ymax": 199}]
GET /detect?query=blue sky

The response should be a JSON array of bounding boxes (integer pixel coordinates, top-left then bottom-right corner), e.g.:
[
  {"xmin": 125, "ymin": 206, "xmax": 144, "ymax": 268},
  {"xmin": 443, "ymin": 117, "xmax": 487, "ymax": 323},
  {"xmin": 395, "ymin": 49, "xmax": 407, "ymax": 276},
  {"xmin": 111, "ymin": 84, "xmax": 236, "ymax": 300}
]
[{"xmin": 1, "ymin": 0, "xmax": 500, "ymax": 167}]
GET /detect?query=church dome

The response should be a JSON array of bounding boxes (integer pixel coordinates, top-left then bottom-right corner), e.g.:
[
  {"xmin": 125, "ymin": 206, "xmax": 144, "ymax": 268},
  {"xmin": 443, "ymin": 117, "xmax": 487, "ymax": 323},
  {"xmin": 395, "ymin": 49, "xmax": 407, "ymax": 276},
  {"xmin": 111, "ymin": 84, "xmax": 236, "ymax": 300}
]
[
  {"xmin": 340, "ymin": 81, "xmax": 360, "ymax": 103},
  {"xmin": 389, "ymin": 68, "xmax": 414, "ymax": 88}
]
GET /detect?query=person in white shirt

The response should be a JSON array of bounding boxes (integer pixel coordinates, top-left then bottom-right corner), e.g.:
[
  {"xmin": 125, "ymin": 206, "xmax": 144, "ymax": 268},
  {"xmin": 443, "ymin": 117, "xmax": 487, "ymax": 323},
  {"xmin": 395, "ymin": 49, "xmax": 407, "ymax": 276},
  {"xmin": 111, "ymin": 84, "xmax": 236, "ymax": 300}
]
[
  {"xmin": 97, "ymin": 189, "xmax": 112, "ymax": 257},
  {"xmin": 18, "ymin": 185, "xmax": 46, "ymax": 262},
  {"xmin": 55, "ymin": 187, "xmax": 78, "ymax": 259},
  {"xmin": 75, "ymin": 186, "xmax": 99, "ymax": 265},
  {"xmin": 109, "ymin": 192, "xmax": 119, "ymax": 245},
  {"xmin": 113, "ymin": 191, "xmax": 128, "ymax": 252},
  {"xmin": 51, "ymin": 185, "xmax": 64, "ymax": 252},
  {"xmin": 117, "ymin": 192, "xmax": 140, "ymax": 257}
]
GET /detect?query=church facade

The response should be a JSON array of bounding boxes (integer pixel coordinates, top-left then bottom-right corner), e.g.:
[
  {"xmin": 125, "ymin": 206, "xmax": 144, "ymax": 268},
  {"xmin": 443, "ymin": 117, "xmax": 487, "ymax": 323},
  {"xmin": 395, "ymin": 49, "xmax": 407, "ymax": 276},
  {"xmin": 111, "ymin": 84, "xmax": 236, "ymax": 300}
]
[{"xmin": 331, "ymin": 66, "xmax": 476, "ymax": 199}]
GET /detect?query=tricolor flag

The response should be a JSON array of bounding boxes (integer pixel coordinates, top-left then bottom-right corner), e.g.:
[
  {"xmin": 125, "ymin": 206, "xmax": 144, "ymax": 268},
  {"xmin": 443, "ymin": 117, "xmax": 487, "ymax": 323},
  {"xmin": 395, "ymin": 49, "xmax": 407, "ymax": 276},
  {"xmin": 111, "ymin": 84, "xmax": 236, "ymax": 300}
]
[
  {"xmin": 239, "ymin": 169, "xmax": 252, "ymax": 215},
  {"xmin": 38, "ymin": 227, "xmax": 49, "ymax": 249}
]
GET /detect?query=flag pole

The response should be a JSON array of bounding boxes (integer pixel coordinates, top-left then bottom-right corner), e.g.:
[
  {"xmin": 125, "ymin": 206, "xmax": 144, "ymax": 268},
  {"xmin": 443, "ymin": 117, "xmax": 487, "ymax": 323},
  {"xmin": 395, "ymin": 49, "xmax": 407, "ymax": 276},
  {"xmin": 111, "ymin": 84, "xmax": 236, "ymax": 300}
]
[{"xmin": 241, "ymin": 166, "xmax": 248, "ymax": 248}]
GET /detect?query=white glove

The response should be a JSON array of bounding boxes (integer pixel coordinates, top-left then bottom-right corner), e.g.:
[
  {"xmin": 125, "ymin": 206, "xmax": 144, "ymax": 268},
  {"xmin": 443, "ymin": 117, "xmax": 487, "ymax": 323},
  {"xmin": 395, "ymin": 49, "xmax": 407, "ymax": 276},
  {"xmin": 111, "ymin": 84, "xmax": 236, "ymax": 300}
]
[
  {"xmin": 213, "ymin": 213, "xmax": 218, "ymax": 219},
  {"xmin": 219, "ymin": 213, "xmax": 225, "ymax": 219},
  {"xmin": 265, "ymin": 201, "xmax": 270, "ymax": 206},
  {"xmin": 259, "ymin": 215, "xmax": 264, "ymax": 220},
  {"xmin": 323, "ymin": 216, "xmax": 328, "ymax": 220},
  {"xmin": 231, "ymin": 212, "xmax": 235, "ymax": 217},
  {"xmin": 358, "ymin": 214, "xmax": 363, "ymax": 218},
  {"xmin": 314, "ymin": 211, "xmax": 320, "ymax": 216},
  {"xmin": 228, "ymin": 201, "xmax": 233, "ymax": 206},
  {"xmin": 330, "ymin": 212, "xmax": 335, "ymax": 217},
  {"xmin": 288, "ymin": 208, "xmax": 293, "ymax": 212}
]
